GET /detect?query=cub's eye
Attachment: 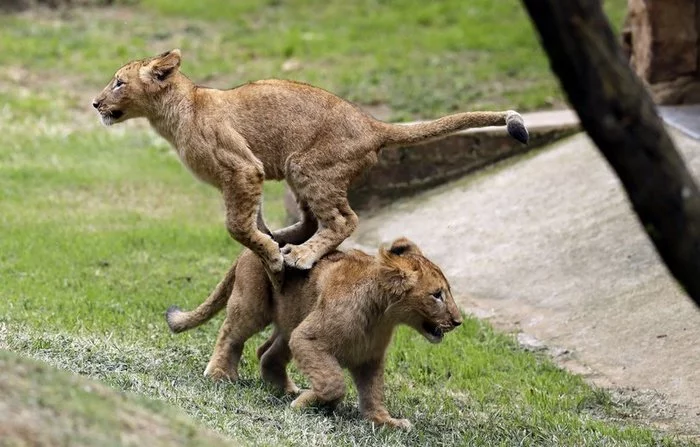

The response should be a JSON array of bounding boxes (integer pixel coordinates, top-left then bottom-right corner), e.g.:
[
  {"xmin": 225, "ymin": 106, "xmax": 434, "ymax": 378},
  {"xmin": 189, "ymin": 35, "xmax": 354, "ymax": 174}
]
[
  {"xmin": 114, "ymin": 79, "xmax": 124, "ymax": 88},
  {"xmin": 431, "ymin": 290, "xmax": 443, "ymax": 301}
]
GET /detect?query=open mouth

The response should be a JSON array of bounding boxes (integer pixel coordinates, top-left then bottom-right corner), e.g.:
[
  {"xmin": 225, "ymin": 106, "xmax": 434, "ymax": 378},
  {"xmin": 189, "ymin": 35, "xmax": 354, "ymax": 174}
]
[
  {"xmin": 108, "ymin": 110, "xmax": 124, "ymax": 120},
  {"xmin": 100, "ymin": 110, "xmax": 124, "ymax": 126},
  {"xmin": 422, "ymin": 321, "xmax": 444, "ymax": 344}
]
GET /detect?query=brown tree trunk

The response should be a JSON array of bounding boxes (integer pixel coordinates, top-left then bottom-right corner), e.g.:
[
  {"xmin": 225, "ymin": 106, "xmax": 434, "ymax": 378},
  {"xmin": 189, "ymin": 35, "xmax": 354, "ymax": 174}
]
[{"xmin": 521, "ymin": 0, "xmax": 700, "ymax": 307}]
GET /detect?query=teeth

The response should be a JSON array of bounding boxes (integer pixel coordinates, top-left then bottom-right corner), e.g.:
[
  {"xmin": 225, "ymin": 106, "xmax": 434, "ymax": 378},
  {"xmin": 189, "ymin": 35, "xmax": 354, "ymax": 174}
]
[{"xmin": 422, "ymin": 321, "xmax": 445, "ymax": 342}]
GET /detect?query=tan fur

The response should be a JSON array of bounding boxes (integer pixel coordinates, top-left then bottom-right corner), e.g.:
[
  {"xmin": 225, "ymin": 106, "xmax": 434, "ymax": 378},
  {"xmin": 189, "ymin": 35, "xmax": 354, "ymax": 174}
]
[
  {"xmin": 165, "ymin": 238, "xmax": 462, "ymax": 429},
  {"xmin": 93, "ymin": 49, "xmax": 528, "ymax": 290}
]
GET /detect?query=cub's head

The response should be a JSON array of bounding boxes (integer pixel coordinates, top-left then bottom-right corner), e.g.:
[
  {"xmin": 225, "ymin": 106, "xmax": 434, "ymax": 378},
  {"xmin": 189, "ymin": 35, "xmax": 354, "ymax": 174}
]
[
  {"xmin": 91, "ymin": 49, "xmax": 183, "ymax": 126},
  {"xmin": 378, "ymin": 237, "xmax": 462, "ymax": 343}
]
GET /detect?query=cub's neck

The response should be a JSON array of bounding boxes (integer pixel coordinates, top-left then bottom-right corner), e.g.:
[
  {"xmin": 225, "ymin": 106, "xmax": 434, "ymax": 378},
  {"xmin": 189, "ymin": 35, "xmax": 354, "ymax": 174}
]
[
  {"xmin": 146, "ymin": 73, "xmax": 196, "ymax": 147},
  {"xmin": 363, "ymin": 276, "xmax": 407, "ymax": 332}
]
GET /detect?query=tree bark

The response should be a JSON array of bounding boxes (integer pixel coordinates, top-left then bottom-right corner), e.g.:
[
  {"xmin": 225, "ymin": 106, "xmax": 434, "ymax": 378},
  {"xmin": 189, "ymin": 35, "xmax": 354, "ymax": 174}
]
[{"xmin": 521, "ymin": 0, "xmax": 700, "ymax": 307}]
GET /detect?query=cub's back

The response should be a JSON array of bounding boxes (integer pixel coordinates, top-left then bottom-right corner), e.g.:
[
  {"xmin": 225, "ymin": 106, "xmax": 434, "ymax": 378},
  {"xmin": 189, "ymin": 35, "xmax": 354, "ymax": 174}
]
[
  {"xmin": 215, "ymin": 80, "xmax": 380, "ymax": 179},
  {"xmin": 270, "ymin": 249, "xmax": 374, "ymax": 339}
]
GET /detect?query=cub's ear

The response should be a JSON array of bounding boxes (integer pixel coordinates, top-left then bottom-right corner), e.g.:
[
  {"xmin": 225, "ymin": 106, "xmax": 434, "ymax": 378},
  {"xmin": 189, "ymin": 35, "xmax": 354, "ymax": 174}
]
[
  {"xmin": 378, "ymin": 245, "xmax": 419, "ymax": 295},
  {"xmin": 379, "ymin": 262, "xmax": 418, "ymax": 295},
  {"xmin": 140, "ymin": 49, "xmax": 182, "ymax": 83},
  {"xmin": 388, "ymin": 237, "xmax": 422, "ymax": 256}
]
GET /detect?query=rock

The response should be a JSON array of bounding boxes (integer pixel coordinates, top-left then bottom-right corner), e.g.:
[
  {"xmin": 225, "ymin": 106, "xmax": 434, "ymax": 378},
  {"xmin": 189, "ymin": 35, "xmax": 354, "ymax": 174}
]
[{"xmin": 517, "ymin": 333, "xmax": 546, "ymax": 352}]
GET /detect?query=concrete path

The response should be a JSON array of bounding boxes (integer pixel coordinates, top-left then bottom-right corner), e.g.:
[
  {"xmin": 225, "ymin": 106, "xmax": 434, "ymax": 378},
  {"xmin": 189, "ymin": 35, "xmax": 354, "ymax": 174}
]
[{"xmin": 349, "ymin": 129, "xmax": 700, "ymax": 435}]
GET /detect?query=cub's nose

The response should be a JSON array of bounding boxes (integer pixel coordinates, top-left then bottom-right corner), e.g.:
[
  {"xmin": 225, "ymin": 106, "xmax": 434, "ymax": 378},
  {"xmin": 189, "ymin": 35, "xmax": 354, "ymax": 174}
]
[
  {"xmin": 92, "ymin": 99, "xmax": 101, "ymax": 109},
  {"xmin": 452, "ymin": 318, "xmax": 463, "ymax": 327}
]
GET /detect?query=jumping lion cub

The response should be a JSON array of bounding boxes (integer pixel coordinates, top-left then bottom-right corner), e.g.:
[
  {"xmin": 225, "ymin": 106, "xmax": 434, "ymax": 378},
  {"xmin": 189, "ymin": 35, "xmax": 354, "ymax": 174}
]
[
  {"xmin": 93, "ymin": 49, "xmax": 528, "ymax": 290},
  {"xmin": 165, "ymin": 238, "xmax": 462, "ymax": 429}
]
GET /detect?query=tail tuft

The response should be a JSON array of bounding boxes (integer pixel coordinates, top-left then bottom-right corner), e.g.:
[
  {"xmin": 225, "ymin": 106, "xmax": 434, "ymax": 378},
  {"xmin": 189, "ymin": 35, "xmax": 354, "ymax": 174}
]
[
  {"xmin": 506, "ymin": 111, "xmax": 529, "ymax": 144},
  {"xmin": 164, "ymin": 259, "xmax": 238, "ymax": 334},
  {"xmin": 165, "ymin": 305, "xmax": 186, "ymax": 333}
]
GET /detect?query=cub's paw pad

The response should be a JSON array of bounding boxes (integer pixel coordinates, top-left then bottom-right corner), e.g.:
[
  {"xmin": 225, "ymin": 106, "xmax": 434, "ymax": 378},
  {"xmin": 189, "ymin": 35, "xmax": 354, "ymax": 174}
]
[
  {"xmin": 384, "ymin": 418, "xmax": 412, "ymax": 431},
  {"xmin": 203, "ymin": 365, "xmax": 237, "ymax": 382},
  {"xmin": 282, "ymin": 246, "xmax": 316, "ymax": 270}
]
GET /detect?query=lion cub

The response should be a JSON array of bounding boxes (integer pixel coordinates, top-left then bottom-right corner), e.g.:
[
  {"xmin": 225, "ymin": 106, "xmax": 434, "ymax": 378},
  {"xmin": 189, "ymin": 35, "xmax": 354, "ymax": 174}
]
[
  {"xmin": 165, "ymin": 238, "xmax": 462, "ymax": 429},
  {"xmin": 93, "ymin": 49, "xmax": 529, "ymax": 290}
]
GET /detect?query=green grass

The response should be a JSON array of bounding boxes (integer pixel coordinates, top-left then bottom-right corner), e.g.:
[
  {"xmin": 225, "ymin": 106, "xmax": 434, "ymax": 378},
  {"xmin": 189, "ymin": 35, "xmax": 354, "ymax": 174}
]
[
  {"xmin": 3, "ymin": 317, "xmax": 686, "ymax": 446},
  {"xmin": 2, "ymin": 1, "xmax": 692, "ymax": 446}
]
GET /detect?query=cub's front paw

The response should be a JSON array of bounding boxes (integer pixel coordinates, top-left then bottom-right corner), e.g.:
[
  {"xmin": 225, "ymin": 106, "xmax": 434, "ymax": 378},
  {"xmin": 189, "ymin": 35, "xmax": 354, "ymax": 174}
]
[
  {"xmin": 203, "ymin": 363, "xmax": 237, "ymax": 382},
  {"xmin": 383, "ymin": 418, "xmax": 412, "ymax": 431}
]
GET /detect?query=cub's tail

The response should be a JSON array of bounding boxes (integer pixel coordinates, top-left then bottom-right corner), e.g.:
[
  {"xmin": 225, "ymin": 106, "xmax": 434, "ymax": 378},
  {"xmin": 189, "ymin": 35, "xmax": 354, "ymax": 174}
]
[
  {"xmin": 381, "ymin": 110, "xmax": 528, "ymax": 147},
  {"xmin": 165, "ymin": 261, "xmax": 238, "ymax": 333}
]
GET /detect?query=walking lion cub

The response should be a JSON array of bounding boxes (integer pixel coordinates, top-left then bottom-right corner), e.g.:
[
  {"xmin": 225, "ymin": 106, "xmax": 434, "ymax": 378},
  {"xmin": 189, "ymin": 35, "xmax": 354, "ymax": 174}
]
[
  {"xmin": 165, "ymin": 238, "xmax": 462, "ymax": 429},
  {"xmin": 93, "ymin": 49, "xmax": 528, "ymax": 290}
]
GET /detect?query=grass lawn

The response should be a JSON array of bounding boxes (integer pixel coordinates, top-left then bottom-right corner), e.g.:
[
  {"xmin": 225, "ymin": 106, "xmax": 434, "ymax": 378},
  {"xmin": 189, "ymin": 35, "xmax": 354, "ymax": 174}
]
[{"xmin": 2, "ymin": 0, "xmax": 694, "ymax": 445}]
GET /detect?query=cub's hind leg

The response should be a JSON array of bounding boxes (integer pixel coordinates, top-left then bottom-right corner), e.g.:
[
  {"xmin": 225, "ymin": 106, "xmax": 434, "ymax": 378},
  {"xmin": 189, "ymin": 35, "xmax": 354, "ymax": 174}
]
[
  {"xmin": 204, "ymin": 258, "xmax": 272, "ymax": 381},
  {"xmin": 282, "ymin": 150, "xmax": 376, "ymax": 269},
  {"xmin": 205, "ymin": 310, "xmax": 270, "ymax": 381},
  {"xmin": 258, "ymin": 329, "xmax": 299, "ymax": 395},
  {"xmin": 282, "ymin": 192, "xmax": 357, "ymax": 270}
]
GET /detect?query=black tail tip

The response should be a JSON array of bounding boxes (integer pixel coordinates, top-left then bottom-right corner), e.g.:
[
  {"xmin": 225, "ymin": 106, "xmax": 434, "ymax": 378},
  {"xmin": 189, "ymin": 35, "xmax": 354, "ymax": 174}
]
[
  {"xmin": 506, "ymin": 113, "xmax": 529, "ymax": 145},
  {"xmin": 165, "ymin": 305, "xmax": 182, "ymax": 332}
]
